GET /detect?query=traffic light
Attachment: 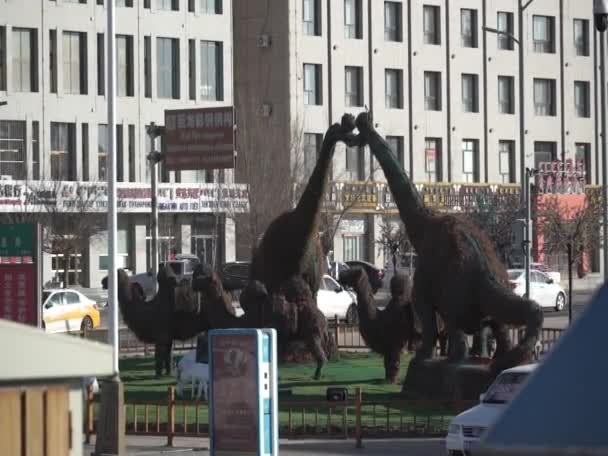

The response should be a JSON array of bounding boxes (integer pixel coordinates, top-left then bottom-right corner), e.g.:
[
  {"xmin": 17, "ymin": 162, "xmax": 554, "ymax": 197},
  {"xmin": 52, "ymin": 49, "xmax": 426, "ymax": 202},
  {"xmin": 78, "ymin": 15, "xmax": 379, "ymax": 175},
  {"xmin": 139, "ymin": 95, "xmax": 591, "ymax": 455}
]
[
  {"xmin": 146, "ymin": 122, "xmax": 165, "ymax": 163},
  {"xmin": 594, "ymin": 0, "xmax": 608, "ymax": 32}
]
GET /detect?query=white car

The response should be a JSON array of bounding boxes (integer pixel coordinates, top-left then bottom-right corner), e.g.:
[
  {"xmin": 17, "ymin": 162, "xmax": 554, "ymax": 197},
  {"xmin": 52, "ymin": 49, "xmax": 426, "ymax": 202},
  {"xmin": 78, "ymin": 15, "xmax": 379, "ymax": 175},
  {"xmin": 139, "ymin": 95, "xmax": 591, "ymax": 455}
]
[
  {"xmin": 317, "ymin": 274, "xmax": 358, "ymax": 324},
  {"xmin": 445, "ymin": 363, "xmax": 537, "ymax": 455},
  {"xmin": 508, "ymin": 269, "xmax": 567, "ymax": 311}
]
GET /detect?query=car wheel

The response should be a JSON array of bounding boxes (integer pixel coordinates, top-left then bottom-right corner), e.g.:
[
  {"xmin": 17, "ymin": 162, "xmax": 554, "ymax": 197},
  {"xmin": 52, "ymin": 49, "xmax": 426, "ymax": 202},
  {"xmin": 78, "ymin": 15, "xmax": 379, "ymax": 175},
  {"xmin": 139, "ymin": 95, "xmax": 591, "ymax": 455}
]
[
  {"xmin": 81, "ymin": 316, "xmax": 94, "ymax": 333},
  {"xmin": 555, "ymin": 293, "xmax": 565, "ymax": 312},
  {"xmin": 346, "ymin": 304, "xmax": 358, "ymax": 326}
]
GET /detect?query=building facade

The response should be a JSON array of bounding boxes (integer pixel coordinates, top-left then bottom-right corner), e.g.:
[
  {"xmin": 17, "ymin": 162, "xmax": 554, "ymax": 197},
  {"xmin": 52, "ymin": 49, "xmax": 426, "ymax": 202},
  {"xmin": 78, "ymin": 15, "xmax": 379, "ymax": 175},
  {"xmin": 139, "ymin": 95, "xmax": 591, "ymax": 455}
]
[
  {"xmin": 0, "ymin": 0, "xmax": 239, "ymax": 287},
  {"xmin": 234, "ymin": 0, "xmax": 603, "ymax": 272}
]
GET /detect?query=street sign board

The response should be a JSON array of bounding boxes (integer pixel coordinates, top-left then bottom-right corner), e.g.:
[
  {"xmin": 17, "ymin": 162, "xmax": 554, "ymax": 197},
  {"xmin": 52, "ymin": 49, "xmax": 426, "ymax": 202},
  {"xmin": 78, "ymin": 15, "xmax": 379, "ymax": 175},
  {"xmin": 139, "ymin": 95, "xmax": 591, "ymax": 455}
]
[
  {"xmin": 164, "ymin": 106, "xmax": 235, "ymax": 171},
  {"xmin": 0, "ymin": 223, "xmax": 34, "ymax": 257}
]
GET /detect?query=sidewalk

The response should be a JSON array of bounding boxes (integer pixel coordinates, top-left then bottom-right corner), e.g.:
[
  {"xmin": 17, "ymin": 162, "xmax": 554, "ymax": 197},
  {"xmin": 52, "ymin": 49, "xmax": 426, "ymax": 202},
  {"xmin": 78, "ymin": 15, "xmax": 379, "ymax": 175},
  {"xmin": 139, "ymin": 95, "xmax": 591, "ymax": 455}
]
[{"xmin": 84, "ymin": 435, "xmax": 444, "ymax": 456}]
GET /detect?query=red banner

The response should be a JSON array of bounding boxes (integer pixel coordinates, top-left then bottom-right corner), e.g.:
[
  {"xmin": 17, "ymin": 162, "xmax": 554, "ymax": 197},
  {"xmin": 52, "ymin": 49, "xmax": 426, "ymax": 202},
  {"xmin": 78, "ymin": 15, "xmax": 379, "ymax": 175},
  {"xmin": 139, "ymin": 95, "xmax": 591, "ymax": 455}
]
[
  {"xmin": 211, "ymin": 334, "xmax": 258, "ymax": 454},
  {"xmin": 0, "ymin": 264, "xmax": 37, "ymax": 326}
]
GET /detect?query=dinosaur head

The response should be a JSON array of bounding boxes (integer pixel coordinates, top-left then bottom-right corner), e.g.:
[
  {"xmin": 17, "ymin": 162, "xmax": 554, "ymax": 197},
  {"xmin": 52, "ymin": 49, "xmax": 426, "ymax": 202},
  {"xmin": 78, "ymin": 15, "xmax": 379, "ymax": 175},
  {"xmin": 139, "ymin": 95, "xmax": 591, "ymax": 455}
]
[{"xmin": 354, "ymin": 111, "xmax": 375, "ymax": 141}]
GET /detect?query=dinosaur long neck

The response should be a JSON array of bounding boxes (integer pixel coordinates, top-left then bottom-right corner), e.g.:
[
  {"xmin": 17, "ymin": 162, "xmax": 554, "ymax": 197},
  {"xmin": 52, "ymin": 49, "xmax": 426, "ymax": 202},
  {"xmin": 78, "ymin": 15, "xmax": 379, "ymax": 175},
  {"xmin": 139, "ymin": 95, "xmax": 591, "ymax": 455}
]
[
  {"xmin": 292, "ymin": 136, "xmax": 336, "ymax": 264},
  {"xmin": 353, "ymin": 274, "xmax": 377, "ymax": 323},
  {"xmin": 366, "ymin": 130, "xmax": 430, "ymax": 251}
]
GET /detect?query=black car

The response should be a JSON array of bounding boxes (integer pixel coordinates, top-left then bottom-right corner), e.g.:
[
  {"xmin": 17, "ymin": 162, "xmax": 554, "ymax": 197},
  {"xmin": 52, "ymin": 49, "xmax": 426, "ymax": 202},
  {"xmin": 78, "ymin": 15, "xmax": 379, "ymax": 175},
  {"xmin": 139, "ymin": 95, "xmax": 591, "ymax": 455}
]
[
  {"xmin": 218, "ymin": 261, "xmax": 251, "ymax": 292},
  {"xmin": 345, "ymin": 260, "xmax": 384, "ymax": 293}
]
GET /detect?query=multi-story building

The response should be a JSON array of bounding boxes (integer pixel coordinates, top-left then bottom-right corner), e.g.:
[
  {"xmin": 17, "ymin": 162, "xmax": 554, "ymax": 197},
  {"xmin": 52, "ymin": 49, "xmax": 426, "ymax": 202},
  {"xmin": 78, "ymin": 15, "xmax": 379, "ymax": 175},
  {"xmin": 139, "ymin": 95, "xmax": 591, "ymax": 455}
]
[
  {"xmin": 234, "ymin": 0, "xmax": 603, "ymax": 273},
  {"xmin": 0, "ymin": 0, "xmax": 240, "ymax": 287}
]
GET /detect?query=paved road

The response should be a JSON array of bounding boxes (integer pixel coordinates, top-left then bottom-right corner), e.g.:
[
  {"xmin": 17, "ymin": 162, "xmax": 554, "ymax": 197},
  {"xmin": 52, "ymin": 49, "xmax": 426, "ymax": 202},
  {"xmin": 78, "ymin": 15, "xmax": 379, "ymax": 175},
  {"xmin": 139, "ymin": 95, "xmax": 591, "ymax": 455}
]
[{"xmin": 84, "ymin": 436, "xmax": 446, "ymax": 456}]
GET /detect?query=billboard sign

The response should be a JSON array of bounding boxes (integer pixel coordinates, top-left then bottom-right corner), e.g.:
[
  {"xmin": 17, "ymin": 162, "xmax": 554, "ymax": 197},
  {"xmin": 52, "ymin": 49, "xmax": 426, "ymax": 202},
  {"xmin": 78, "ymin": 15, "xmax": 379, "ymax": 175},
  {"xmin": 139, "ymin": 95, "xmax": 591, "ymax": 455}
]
[
  {"xmin": 164, "ymin": 107, "xmax": 235, "ymax": 171},
  {"xmin": 0, "ymin": 263, "xmax": 37, "ymax": 325},
  {"xmin": 0, "ymin": 223, "xmax": 34, "ymax": 257}
]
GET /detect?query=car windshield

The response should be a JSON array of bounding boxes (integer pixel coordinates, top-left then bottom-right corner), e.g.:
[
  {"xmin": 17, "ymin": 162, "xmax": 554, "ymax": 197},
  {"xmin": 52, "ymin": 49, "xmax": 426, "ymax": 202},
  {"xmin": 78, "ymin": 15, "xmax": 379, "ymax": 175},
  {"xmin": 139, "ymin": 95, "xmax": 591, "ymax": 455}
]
[
  {"xmin": 508, "ymin": 270, "xmax": 522, "ymax": 280},
  {"xmin": 483, "ymin": 372, "xmax": 530, "ymax": 404},
  {"xmin": 42, "ymin": 291, "xmax": 51, "ymax": 301}
]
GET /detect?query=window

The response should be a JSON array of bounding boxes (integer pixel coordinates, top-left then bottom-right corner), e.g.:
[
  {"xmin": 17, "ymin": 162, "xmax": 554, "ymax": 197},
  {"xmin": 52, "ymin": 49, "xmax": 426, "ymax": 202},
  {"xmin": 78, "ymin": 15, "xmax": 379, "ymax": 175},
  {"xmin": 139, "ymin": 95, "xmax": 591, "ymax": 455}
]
[
  {"xmin": 303, "ymin": 133, "xmax": 322, "ymax": 178},
  {"xmin": 462, "ymin": 139, "xmax": 479, "ymax": 183},
  {"xmin": 424, "ymin": 138, "xmax": 442, "ymax": 182},
  {"xmin": 497, "ymin": 11, "xmax": 514, "ymax": 50},
  {"xmin": 63, "ymin": 31, "xmax": 86, "ymax": 95},
  {"xmin": 386, "ymin": 136, "xmax": 404, "ymax": 169},
  {"xmin": 344, "ymin": 0, "xmax": 362, "ymax": 39},
  {"xmin": 385, "ymin": 2, "xmax": 402, "ymax": 42},
  {"xmin": 116, "ymin": 124, "xmax": 124, "ymax": 182},
  {"xmin": 304, "ymin": 63, "xmax": 322, "ymax": 105},
  {"xmin": 51, "ymin": 122, "xmax": 75, "ymax": 180},
  {"xmin": 96, "ymin": 33, "xmax": 104, "ymax": 95},
  {"xmin": 0, "ymin": 27, "xmax": 5, "ymax": 91},
  {"xmin": 82, "ymin": 123, "xmax": 89, "ymax": 181},
  {"xmin": 461, "ymin": 74, "xmax": 478, "ymax": 113},
  {"xmin": 32, "ymin": 121, "xmax": 39, "ymax": 179},
  {"xmin": 128, "ymin": 124, "xmax": 135, "ymax": 182},
  {"xmin": 144, "ymin": 36, "xmax": 151, "ymax": 98},
  {"xmin": 575, "ymin": 143, "xmax": 591, "ymax": 184},
  {"xmin": 343, "ymin": 235, "xmax": 363, "ymax": 261},
  {"xmin": 533, "ymin": 78, "xmax": 556, "ymax": 116},
  {"xmin": 0, "ymin": 121, "xmax": 27, "ymax": 180},
  {"xmin": 188, "ymin": 39, "xmax": 195, "ymax": 100},
  {"xmin": 50, "ymin": 30, "xmax": 57, "ymax": 93},
  {"xmin": 533, "ymin": 15, "xmax": 555, "ymax": 53},
  {"xmin": 345, "ymin": 66, "xmax": 363, "ymax": 107},
  {"xmin": 423, "ymin": 5, "xmax": 440, "ymax": 45},
  {"xmin": 98, "ymin": 124, "xmax": 107, "ymax": 180},
  {"xmin": 200, "ymin": 0, "xmax": 222, "ymax": 14},
  {"xmin": 424, "ymin": 71, "xmax": 441, "ymax": 111},
  {"xmin": 157, "ymin": 0, "xmax": 178, "ymax": 10},
  {"xmin": 498, "ymin": 140, "xmax": 515, "ymax": 183},
  {"xmin": 574, "ymin": 81, "xmax": 590, "ymax": 118},
  {"xmin": 460, "ymin": 9, "xmax": 478, "ymax": 48},
  {"xmin": 345, "ymin": 145, "xmax": 362, "ymax": 180},
  {"xmin": 574, "ymin": 19, "xmax": 589, "ymax": 56},
  {"xmin": 12, "ymin": 28, "xmax": 38, "ymax": 92},
  {"xmin": 116, "ymin": 35, "xmax": 134, "ymax": 97},
  {"xmin": 303, "ymin": 0, "xmax": 321, "ymax": 36},
  {"xmin": 534, "ymin": 141, "xmax": 556, "ymax": 169},
  {"xmin": 385, "ymin": 69, "xmax": 403, "ymax": 109},
  {"xmin": 200, "ymin": 41, "xmax": 223, "ymax": 101},
  {"xmin": 157, "ymin": 37, "xmax": 179, "ymax": 99},
  {"xmin": 498, "ymin": 76, "xmax": 514, "ymax": 114}
]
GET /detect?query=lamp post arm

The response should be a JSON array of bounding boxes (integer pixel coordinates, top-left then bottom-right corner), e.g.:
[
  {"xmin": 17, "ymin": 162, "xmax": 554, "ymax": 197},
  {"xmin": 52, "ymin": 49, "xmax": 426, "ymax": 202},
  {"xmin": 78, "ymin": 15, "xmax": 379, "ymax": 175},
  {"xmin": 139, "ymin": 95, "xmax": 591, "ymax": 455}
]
[{"xmin": 482, "ymin": 26, "xmax": 521, "ymax": 45}]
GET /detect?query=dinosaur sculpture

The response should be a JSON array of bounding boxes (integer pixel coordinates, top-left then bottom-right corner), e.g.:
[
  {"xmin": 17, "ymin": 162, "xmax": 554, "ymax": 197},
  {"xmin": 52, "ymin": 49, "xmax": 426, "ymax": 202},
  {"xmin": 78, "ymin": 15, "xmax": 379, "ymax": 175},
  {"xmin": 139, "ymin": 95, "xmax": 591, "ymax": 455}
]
[
  {"xmin": 339, "ymin": 269, "xmax": 414, "ymax": 383},
  {"xmin": 354, "ymin": 112, "xmax": 543, "ymax": 374}
]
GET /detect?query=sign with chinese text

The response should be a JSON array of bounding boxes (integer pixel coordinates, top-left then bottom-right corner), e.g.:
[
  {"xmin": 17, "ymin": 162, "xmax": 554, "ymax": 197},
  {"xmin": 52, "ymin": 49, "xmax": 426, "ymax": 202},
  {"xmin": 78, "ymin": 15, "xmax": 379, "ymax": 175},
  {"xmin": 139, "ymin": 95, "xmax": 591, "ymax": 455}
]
[
  {"xmin": 164, "ymin": 107, "xmax": 235, "ymax": 171},
  {"xmin": 211, "ymin": 333, "xmax": 258, "ymax": 455},
  {"xmin": 0, "ymin": 223, "xmax": 34, "ymax": 257},
  {"xmin": 536, "ymin": 159, "xmax": 587, "ymax": 194},
  {"xmin": 0, "ymin": 181, "xmax": 250, "ymax": 214},
  {"xmin": 0, "ymin": 264, "xmax": 37, "ymax": 325}
]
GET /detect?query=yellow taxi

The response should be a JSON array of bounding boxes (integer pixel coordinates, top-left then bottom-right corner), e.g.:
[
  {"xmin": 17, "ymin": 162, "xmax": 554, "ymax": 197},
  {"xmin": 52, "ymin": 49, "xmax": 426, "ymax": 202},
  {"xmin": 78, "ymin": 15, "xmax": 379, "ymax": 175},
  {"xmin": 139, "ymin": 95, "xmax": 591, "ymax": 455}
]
[{"xmin": 42, "ymin": 289, "xmax": 101, "ymax": 333}]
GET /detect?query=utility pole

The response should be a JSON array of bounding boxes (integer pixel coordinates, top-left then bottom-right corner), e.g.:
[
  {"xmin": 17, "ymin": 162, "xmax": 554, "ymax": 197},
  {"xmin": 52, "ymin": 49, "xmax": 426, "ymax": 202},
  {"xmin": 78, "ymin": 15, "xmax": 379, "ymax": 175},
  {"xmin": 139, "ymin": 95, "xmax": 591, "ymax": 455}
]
[
  {"xmin": 147, "ymin": 124, "xmax": 164, "ymax": 293},
  {"xmin": 594, "ymin": 0, "xmax": 608, "ymax": 280},
  {"xmin": 524, "ymin": 168, "xmax": 536, "ymax": 299},
  {"xmin": 518, "ymin": 0, "xmax": 526, "ymax": 202}
]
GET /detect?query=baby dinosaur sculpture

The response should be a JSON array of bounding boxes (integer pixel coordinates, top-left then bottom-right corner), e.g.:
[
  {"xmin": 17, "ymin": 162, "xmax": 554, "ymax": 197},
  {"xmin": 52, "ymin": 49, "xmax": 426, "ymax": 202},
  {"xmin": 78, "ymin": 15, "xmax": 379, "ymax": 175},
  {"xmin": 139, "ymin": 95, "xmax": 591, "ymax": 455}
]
[{"xmin": 354, "ymin": 112, "xmax": 543, "ymax": 374}]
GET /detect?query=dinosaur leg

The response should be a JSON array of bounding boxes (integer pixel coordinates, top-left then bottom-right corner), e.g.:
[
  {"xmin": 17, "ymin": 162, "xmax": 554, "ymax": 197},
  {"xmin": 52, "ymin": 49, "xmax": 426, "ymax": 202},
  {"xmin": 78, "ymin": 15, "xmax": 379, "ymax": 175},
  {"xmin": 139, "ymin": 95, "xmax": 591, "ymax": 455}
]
[
  {"xmin": 309, "ymin": 334, "xmax": 328, "ymax": 380},
  {"xmin": 485, "ymin": 320, "xmax": 511, "ymax": 359},
  {"xmin": 479, "ymin": 281, "xmax": 543, "ymax": 374},
  {"xmin": 446, "ymin": 326, "xmax": 468, "ymax": 362},
  {"xmin": 384, "ymin": 350, "xmax": 401, "ymax": 384},
  {"xmin": 411, "ymin": 276, "xmax": 437, "ymax": 362},
  {"xmin": 164, "ymin": 340, "xmax": 174, "ymax": 375}
]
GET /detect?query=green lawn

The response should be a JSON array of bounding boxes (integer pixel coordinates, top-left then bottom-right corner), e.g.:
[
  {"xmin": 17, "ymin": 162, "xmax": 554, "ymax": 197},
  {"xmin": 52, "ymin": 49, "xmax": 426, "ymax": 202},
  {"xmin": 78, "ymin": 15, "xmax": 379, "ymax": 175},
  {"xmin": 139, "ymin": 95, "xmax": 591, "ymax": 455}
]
[{"xmin": 110, "ymin": 352, "xmax": 462, "ymax": 436}]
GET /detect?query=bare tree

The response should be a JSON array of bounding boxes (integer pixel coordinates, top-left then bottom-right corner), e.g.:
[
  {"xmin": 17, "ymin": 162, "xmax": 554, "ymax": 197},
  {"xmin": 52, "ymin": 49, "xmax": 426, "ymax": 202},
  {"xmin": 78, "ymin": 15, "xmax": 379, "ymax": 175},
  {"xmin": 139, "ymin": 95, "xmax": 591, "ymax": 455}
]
[
  {"xmin": 375, "ymin": 215, "xmax": 412, "ymax": 274},
  {"xmin": 536, "ymin": 194, "xmax": 601, "ymax": 278}
]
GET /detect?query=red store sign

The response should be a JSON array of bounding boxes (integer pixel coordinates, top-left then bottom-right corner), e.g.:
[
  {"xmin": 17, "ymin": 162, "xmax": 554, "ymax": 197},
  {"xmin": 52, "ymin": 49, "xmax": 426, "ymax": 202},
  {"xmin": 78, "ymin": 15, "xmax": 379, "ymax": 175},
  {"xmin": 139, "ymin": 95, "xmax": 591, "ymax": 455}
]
[{"xmin": 0, "ymin": 264, "xmax": 37, "ymax": 326}]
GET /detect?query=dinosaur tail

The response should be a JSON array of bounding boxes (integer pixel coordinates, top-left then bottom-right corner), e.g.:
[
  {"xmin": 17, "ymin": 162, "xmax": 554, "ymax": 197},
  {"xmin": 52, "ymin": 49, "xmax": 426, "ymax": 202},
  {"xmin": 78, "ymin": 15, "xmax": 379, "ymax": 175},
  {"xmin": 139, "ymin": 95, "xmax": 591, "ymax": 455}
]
[{"xmin": 478, "ymin": 278, "xmax": 544, "ymax": 374}]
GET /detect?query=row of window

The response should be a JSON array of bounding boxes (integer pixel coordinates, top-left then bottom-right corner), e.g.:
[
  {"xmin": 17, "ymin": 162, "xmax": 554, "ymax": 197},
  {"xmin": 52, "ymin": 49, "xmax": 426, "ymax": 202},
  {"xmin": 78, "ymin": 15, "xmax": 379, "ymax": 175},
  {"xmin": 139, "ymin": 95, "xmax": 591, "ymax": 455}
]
[
  {"xmin": 58, "ymin": 0, "xmax": 223, "ymax": 14},
  {"xmin": 0, "ymin": 27, "xmax": 224, "ymax": 101},
  {"xmin": 303, "ymin": 64, "xmax": 592, "ymax": 118},
  {"xmin": 304, "ymin": 1, "xmax": 591, "ymax": 58}
]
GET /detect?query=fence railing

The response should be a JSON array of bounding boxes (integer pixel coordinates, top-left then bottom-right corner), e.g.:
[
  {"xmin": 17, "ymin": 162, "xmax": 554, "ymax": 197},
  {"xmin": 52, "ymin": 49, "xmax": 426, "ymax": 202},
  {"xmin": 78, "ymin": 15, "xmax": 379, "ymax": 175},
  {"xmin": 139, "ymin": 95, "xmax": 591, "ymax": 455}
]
[
  {"xmin": 84, "ymin": 386, "xmax": 477, "ymax": 446},
  {"xmin": 76, "ymin": 320, "xmax": 565, "ymax": 358}
]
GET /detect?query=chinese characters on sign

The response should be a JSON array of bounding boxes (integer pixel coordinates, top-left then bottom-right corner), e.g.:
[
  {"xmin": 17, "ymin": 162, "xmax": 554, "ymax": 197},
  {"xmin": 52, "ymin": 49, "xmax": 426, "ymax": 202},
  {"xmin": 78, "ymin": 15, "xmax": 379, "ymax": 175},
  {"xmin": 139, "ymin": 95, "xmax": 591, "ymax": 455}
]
[
  {"xmin": 165, "ymin": 107, "xmax": 235, "ymax": 171},
  {"xmin": 0, "ymin": 264, "xmax": 36, "ymax": 325},
  {"xmin": 536, "ymin": 159, "xmax": 587, "ymax": 194},
  {"xmin": 211, "ymin": 334, "xmax": 258, "ymax": 455},
  {"xmin": 0, "ymin": 223, "xmax": 34, "ymax": 256}
]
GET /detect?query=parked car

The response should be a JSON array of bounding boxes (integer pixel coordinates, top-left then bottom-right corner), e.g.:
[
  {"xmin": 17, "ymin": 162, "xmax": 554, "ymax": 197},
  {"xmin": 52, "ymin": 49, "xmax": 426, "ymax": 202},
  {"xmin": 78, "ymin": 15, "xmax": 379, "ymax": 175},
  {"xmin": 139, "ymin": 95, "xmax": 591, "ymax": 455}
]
[
  {"xmin": 345, "ymin": 260, "xmax": 384, "ymax": 293},
  {"xmin": 42, "ymin": 289, "xmax": 101, "ymax": 333},
  {"xmin": 218, "ymin": 261, "xmax": 251, "ymax": 292},
  {"xmin": 531, "ymin": 262, "xmax": 561, "ymax": 283},
  {"xmin": 317, "ymin": 274, "xmax": 358, "ymax": 324},
  {"xmin": 445, "ymin": 363, "xmax": 537, "ymax": 455},
  {"xmin": 328, "ymin": 261, "xmax": 350, "ymax": 280},
  {"xmin": 508, "ymin": 269, "xmax": 567, "ymax": 311},
  {"xmin": 130, "ymin": 258, "xmax": 200, "ymax": 299}
]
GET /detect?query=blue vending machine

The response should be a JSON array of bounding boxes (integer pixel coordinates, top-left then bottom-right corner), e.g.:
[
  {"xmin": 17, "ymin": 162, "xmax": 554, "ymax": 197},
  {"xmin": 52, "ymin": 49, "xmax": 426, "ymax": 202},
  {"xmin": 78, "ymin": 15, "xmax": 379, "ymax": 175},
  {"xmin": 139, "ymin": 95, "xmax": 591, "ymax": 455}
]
[{"xmin": 209, "ymin": 328, "xmax": 278, "ymax": 456}]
